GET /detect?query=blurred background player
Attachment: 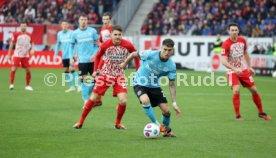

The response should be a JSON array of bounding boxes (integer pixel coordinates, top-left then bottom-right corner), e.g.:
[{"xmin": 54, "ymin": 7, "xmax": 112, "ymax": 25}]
[
  {"xmin": 94, "ymin": 12, "xmax": 113, "ymax": 106},
  {"xmin": 71, "ymin": 14, "xmax": 99, "ymax": 105},
  {"xmin": 221, "ymin": 23, "xmax": 272, "ymax": 121},
  {"xmin": 120, "ymin": 38, "xmax": 181, "ymax": 137},
  {"xmin": 73, "ymin": 25, "xmax": 140, "ymax": 129},
  {"xmin": 54, "ymin": 19, "xmax": 80, "ymax": 93},
  {"xmin": 7, "ymin": 21, "xmax": 35, "ymax": 91}
]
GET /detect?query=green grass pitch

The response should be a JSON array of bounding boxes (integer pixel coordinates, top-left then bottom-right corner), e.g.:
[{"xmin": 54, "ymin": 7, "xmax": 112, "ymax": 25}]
[{"xmin": 0, "ymin": 68, "xmax": 276, "ymax": 158}]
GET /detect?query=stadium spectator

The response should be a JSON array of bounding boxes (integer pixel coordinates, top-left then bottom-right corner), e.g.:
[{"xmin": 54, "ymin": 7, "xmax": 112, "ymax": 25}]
[
  {"xmin": 141, "ymin": 0, "xmax": 276, "ymax": 37},
  {"xmin": 0, "ymin": 0, "xmax": 121, "ymax": 25}
]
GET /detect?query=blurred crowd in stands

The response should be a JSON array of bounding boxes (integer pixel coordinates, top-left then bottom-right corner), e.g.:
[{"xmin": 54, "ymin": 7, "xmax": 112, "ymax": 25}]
[
  {"xmin": 141, "ymin": 0, "xmax": 276, "ymax": 37},
  {"xmin": 0, "ymin": 0, "xmax": 120, "ymax": 26}
]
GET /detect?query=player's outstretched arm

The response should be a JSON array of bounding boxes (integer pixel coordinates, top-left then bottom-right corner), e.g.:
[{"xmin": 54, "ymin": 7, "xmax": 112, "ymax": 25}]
[
  {"xmin": 169, "ymin": 80, "xmax": 181, "ymax": 116},
  {"xmin": 120, "ymin": 52, "xmax": 138, "ymax": 69}
]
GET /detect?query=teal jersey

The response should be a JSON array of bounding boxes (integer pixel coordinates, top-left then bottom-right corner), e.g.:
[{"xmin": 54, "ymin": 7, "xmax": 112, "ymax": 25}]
[
  {"xmin": 54, "ymin": 29, "xmax": 74, "ymax": 59},
  {"xmin": 72, "ymin": 27, "xmax": 99, "ymax": 63},
  {"xmin": 133, "ymin": 50, "xmax": 176, "ymax": 88}
]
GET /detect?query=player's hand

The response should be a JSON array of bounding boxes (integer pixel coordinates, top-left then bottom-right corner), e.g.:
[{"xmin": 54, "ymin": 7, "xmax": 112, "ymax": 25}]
[
  {"xmin": 74, "ymin": 54, "xmax": 78, "ymax": 61},
  {"xmin": 70, "ymin": 59, "xmax": 74, "ymax": 65},
  {"xmin": 120, "ymin": 62, "xmax": 127, "ymax": 69},
  {"xmin": 172, "ymin": 102, "xmax": 181, "ymax": 117},
  {"xmin": 30, "ymin": 49, "xmax": 35, "ymax": 55},
  {"xmin": 234, "ymin": 68, "xmax": 242, "ymax": 75},
  {"xmin": 90, "ymin": 55, "xmax": 95, "ymax": 62},
  {"xmin": 53, "ymin": 56, "xmax": 59, "ymax": 62},
  {"xmin": 92, "ymin": 71, "xmax": 97, "ymax": 79},
  {"xmin": 249, "ymin": 67, "xmax": 256, "ymax": 76}
]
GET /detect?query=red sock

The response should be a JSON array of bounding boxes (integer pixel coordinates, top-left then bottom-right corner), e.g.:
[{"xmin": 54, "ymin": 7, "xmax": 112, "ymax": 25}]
[
  {"xmin": 252, "ymin": 94, "xmax": 263, "ymax": 113},
  {"xmin": 232, "ymin": 94, "xmax": 240, "ymax": 116},
  {"xmin": 10, "ymin": 71, "xmax": 16, "ymax": 84},
  {"xmin": 97, "ymin": 95, "xmax": 102, "ymax": 102},
  {"xmin": 115, "ymin": 104, "xmax": 126, "ymax": 125},
  {"xmin": 79, "ymin": 99, "xmax": 96, "ymax": 124},
  {"xmin": 26, "ymin": 71, "xmax": 31, "ymax": 86}
]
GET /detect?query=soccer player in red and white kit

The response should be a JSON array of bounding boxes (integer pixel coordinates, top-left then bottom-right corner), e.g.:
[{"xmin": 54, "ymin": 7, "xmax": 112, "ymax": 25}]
[
  {"xmin": 73, "ymin": 25, "xmax": 140, "ymax": 129},
  {"xmin": 95, "ymin": 12, "xmax": 140, "ymax": 106},
  {"xmin": 7, "ymin": 21, "xmax": 35, "ymax": 91},
  {"xmin": 221, "ymin": 23, "xmax": 271, "ymax": 121}
]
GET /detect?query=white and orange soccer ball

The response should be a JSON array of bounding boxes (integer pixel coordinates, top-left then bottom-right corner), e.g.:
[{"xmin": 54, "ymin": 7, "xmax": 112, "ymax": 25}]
[{"xmin": 143, "ymin": 123, "xmax": 160, "ymax": 138}]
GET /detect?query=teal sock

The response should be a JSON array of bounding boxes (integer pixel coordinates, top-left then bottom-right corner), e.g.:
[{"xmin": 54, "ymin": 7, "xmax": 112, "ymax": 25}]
[
  {"xmin": 162, "ymin": 113, "xmax": 170, "ymax": 127},
  {"xmin": 143, "ymin": 104, "xmax": 160, "ymax": 126},
  {"xmin": 87, "ymin": 82, "xmax": 94, "ymax": 96},
  {"xmin": 72, "ymin": 71, "xmax": 80, "ymax": 87},
  {"xmin": 65, "ymin": 73, "xmax": 74, "ymax": 88},
  {"xmin": 81, "ymin": 82, "xmax": 88, "ymax": 102}
]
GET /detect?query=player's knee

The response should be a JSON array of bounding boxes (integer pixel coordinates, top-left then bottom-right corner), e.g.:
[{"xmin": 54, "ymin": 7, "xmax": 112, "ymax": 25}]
[
  {"xmin": 140, "ymin": 98, "xmax": 150, "ymax": 105},
  {"xmin": 119, "ymin": 98, "xmax": 127, "ymax": 105}
]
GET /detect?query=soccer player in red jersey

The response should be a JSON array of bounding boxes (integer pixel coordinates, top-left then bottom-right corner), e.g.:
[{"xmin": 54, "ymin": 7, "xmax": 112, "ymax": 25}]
[
  {"xmin": 73, "ymin": 25, "xmax": 140, "ymax": 129},
  {"xmin": 7, "ymin": 21, "xmax": 35, "ymax": 91},
  {"xmin": 221, "ymin": 23, "xmax": 271, "ymax": 121},
  {"xmin": 95, "ymin": 12, "xmax": 140, "ymax": 106}
]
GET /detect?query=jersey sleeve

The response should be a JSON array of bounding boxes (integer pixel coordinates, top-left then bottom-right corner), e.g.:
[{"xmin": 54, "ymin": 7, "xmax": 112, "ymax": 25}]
[
  {"xmin": 94, "ymin": 45, "xmax": 105, "ymax": 72},
  {"xmin": 126, "ymin": 41, "xmax": 136, "ymax": 53},
  {"xmin": 93, "ymin": 29, "xmax": 99, "ymax": 41},
  {"xmin": 168, "ymin": 63, "xmax": 176, "ymax": 81},
  {"xmin": 221, "ymin": 41, "xmax": 229, "ymax": 57},
  {"xmin": 11, "ymin": 32, "xmax": 17, "ymax": 43}
]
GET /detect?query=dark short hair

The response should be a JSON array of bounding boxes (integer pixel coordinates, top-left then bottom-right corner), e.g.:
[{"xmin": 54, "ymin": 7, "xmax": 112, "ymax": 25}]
[
  {"xmin": 112, "ymin": 25, "xmax": 123, "ymax": 32},
  {"xmin": 102, "ymin": 12, "xmax": 112, "ymax": 19},
  {"xmin": 20, "ymin": 20, "xmax": 27, "ymax": 25},
  {"xmin": 227, "ymin": 23, "xmax": 239, "ymax": 30},
  {"xmin": 79, "ymin": 14, "xmax": 88, "ymax": 19},
  {"xmin": 61, "ymin": 19, "xmax": 68, "ymax": 23},
  {"xmin": 162, "ymin": 39, "xmax": 174, "ymax": 47}
]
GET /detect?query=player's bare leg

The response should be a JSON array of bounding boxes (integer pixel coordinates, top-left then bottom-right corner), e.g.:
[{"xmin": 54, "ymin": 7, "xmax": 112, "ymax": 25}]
[
  {"xmin": 9, "ymin": 66, "xmax": 17, "ymax": 90},
  {"xmin": 159, "ymin": 103, "xmax": 176, "ymax": 137},
  {"xmin": 24, "ymin": 68, "xmax": 33, "ymax": 91},
  {"xmin": 248, "ymin": 86, "xmax": 272, "ymax": 120},
  {"xmin": 115, "ymin": 92, "xmax": 127, "ymax": 129}
]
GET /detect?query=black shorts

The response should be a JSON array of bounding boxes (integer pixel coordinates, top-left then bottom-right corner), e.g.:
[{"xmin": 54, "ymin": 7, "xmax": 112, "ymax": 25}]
[
  {"xmin": 78, "ymin": 63, "xmax": 94, "ymax": 76},
  {"xmin": 133, "ymin": 85, "xmax": 167, "ymax": 107},
  {"xmin": 62, "ymin": 59, "xmax": 70, "ymax": 68}
]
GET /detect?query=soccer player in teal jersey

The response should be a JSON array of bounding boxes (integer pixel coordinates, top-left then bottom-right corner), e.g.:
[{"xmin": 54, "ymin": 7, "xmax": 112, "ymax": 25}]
[
  {"xmin": 71, "ymin": 15, "xmax": 99, "ymax": 104},
  {"xmin": 120, "ymin": 38, "xmax": 181, "ymax": 137},
  {"xmin": 54, "ymin": 20, "xmax": 80, "ymax": 93}
]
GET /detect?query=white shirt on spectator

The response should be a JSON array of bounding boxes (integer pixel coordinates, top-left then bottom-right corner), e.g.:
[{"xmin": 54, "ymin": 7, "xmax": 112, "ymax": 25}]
[{"xmin": 24, "ymin": 7, "xmax": 36, "ymax": 19}]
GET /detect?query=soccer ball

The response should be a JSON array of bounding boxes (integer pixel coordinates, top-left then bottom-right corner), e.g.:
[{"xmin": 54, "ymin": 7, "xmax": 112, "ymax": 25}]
[
  {"xmin": 272, "ymin": 71, "xmax": 276, "ymax": 78},
  {"xmin": 143, "ymin": 123, "xmax": 160, "ymax": 138}
]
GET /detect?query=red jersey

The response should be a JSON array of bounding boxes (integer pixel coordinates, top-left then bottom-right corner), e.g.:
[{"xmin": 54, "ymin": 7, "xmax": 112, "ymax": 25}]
[
  {"xmin": 99, "ymin": 25, "xmax": 112, "ymax": 43},
  {"xmin": 94, "ymin": 39, "xmax": 136, "ymax": 78},
  {"xmin": 11, "ymin": 32, "xmax": 33, "ymax": 58},
  {"xmin": 221, "ymin": 36, "xmax": 248, "ymax": 73}
]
